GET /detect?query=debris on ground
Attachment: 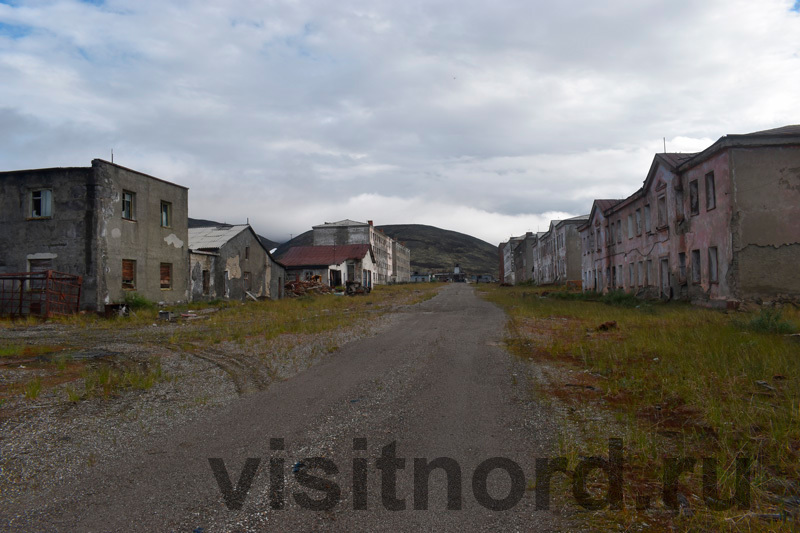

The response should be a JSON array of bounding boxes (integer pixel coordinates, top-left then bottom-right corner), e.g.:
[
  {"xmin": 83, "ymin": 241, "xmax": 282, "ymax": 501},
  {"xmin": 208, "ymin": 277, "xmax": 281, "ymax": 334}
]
[
  {"xmin": 284, "ymin": 279, "xmax": 334, "ymax": 297},
  {"xmin": 345, "ymin": 281, "xmax": 370, "ymax": 296},
  {"xmin": 597, "ymin": 320, "xmax": 618, "ymax": 331}
]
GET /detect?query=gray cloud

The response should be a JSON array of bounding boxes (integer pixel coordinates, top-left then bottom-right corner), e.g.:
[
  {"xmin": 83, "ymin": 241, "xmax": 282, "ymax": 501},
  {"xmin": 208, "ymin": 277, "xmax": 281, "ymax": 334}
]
[{"xmin": 1, "ymin": 0, "xmax": 800, "ymax": 244}]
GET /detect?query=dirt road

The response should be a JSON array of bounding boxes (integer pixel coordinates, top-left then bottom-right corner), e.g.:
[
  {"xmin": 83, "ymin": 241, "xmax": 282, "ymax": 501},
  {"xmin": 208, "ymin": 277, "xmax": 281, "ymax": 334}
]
[{"xmin": 3, "ymin": 284, "xmax": 567, "ymax": 532}]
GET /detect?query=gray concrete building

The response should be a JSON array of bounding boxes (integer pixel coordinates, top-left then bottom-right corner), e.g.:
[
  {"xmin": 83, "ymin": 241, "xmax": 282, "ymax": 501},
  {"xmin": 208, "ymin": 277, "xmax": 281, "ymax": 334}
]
[
  {"xmin": 189, "ymin": 224, "xmax": 285, "ymax": 301},
  {"xmin": 0, "ymin": 159, "xmax": 189, "ymax": 312}
]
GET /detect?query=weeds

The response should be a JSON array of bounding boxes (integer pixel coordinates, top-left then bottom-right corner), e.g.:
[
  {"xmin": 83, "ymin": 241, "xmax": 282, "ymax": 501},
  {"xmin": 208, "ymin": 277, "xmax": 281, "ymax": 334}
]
[
  {"xmin": 23, "ymin": 377, "xmax": 42, "ymax": 400},
  {"xmin": 83, "ymin": 357, "xmax": 165, "ymax": 398},
  {"xmin": 122, "ymin": 292, "xmax": 156, "ymax": 311},
  {"xmin": 737, "ymin": 307, "xmax": 797, "ymax": 334}
]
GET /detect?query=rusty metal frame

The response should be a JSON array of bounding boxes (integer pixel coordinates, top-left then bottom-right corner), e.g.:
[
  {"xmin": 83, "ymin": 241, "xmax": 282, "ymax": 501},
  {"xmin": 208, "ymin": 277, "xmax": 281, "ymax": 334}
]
[{"xmin": 0, "ymin": 270, "xmax": 82, "ymax": 318}]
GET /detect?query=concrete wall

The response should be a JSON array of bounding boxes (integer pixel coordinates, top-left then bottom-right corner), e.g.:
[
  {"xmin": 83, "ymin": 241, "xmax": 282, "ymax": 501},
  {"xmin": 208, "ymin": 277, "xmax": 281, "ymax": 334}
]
[
  {"xmin": 94, "ymin": 160, "xmax": 189, "ymax": 309},
  {"xmin": 392, "ymin": 241, "xmax": 411, "ymax": 282},
  {"xmin": 0, "ymin": 167, "xmax": 96, "ymax": 308},
  {"xmin": 731, "ymin": 146, "xmax": 800, "ymax": 301},
  {"xmin": 190, "ymin": 252, "xmax": 217, "ymax": 301}
]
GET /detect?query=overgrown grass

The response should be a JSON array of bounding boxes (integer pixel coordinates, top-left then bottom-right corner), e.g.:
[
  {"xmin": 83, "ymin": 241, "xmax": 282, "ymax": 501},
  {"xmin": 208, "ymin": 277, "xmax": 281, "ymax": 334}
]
[
  {"xmin": 480, "ymin": 284, "xmax": 800, "ymax": 529},
  {"xmin": 82, "ymin": 357, "xmax": 165, "ymax": 399},
  {"xmin": 23, "ymin": 377, "xmax": 42, "ymax": 400},
  {"xmin": 122, "ymin": 292, "xmax": 157, "ymax": 311}
]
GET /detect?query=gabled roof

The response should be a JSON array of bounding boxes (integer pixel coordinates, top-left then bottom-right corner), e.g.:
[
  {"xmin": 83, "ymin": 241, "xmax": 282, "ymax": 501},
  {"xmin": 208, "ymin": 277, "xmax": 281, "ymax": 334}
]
[
  {"xmin": 741, "ymin": 125, "xmax": 800, "ymax": 136},
  {"xmin": 312, "ymin": 219, "xmax": 368, "ymax": 228},
  {"xmin": 578, "ymin": 200, "xmax": 624, "ymax": 231},
  {"xmin": 279, "ymin": 244, "xmax": 374, "ymax": 267},
  {"xmin": 189, "ymin": 225, "xmax": 250, "ymax": 250}
]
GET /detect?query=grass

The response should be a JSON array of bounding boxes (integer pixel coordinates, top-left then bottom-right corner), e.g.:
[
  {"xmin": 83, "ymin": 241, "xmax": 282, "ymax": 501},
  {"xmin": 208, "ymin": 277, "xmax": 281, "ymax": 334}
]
[
  {"xmin": 82, "ymin": 357, "xmax": 165, "ymax": 399},
  {"xmin": 479, "ymin": 284, "xmax": 800, "ymax": 530},
  {"xmin": 23, "ymin": 377, "xmax": 42, "ymax": 400}
]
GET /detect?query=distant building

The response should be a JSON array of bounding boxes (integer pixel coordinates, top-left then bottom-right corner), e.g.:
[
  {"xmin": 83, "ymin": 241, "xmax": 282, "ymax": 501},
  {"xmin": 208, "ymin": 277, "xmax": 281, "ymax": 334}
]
[
  {"xmin": 579, "ymin": 125, "xmax": 800, "ymax": 306},
  {"xmin": 278, "ymin": 244, "xmax": 375, "ymax": 288},
  {"xmin": 410, "ymin": 271, "xmax": 432, "ymax": 282},
  {"xmin": 0, "ymin": 159, "xmax": 188, "ymax": 312},
  {"xmin": 189, "ymin": 225, "xmax": 285, "ymax": 301},
  {"xmin": 312, "ymin": 219, "xmax": 410, "ymax": 284}
]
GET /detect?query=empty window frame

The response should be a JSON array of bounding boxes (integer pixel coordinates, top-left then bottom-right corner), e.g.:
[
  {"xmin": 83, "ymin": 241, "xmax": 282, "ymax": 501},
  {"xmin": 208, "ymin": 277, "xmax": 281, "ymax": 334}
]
[
  {"xmin": 243, "ymin": 271, "xmax": 251, "ymax": 291},
  {"xmin": 708, "ymin": 247, "xmax": 719, "ymax": 283},
  {"xmin": 160, "ymin": 263, "xmax": 172, "ymax": 289},
  {"xmin": 627, "ymin": 214, "xmax": 634, "ymax": 239},
  {"xmin": 638, "ymin": 261, "xmax": 644, "ymax": 287},
  {"xmin": 675, "ymin": 189, "xmax": 685, "ymax": 220},
  {"xmin": 635, "ymin": 209, "xmax": 642, "ymax": 236},
  {"xmin": 160, "ymin": 201, "xmax": 172, "ymax": 227},
  {"xmin": 691, "ymin": 249, "xmax": 701, "ymax": 283},
  {"xmin": 31, "ymin": 189, "xmax": 52, "ymax": 218},
  {"xmin": 679, "ymin": 252, "xmax": 687, "ymax": 282},
  {"xmin": 705, "ymin": 172, "xmax": 716, "ymax": 210},
  {"xmin": 689, "ymin": 180, "xmax": 699, "ymax": 216},
  {"xmin": 644, "ymin": 204, "xmax": 651, "ymax": 233},
  {"xmin": 616, "ymin": 220, "xmax": 622, "ymax": 243},
  {"xmin": 122, "ymin": 259, "xmax": 136, "ymax": 290},
  {"xmin": 122, "ymin": 191, "xmax": 136, "ymax": 220},
  {"xmin": 629, "ymin": 263, "xmax": 634, "ymax": 287},
  {"xmin": 646, "ymin": 259, "xmax": 653, "ymax": 286},
  {"xmin": 202, "ymin": 269, "xmax": 210, "ymax": 295},
  {"xmin": 657, "ymin": 194, "xmax": 667, "ymax": 227},
  {"xmin": 245, "ymin": 246, "xmax": 250, "ymax": 260}
]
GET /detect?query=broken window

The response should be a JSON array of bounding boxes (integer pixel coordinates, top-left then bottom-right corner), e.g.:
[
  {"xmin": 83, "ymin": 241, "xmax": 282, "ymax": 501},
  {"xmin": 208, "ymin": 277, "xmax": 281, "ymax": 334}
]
[
  {"xmin": 675, "ymin": 190, "xmax": 685, "ymax": 220},
  {"xmin": 616, "ymin": 220, "xmax": 622, "ymax": 244},
  {"xmin": 627, "ymin": 214, "xmax": 634, "ymax": 239},
  {"xmin": 611, "ymin": 266, "xmax": 616, "ymax": 288},
  {"xmin": 202, "ymin": 269, "xmax": 210, "ymax": 295},
  {"xmin": 705, "ymin": 172, "xmax": 716, "ymax": 210},
  {"xmin": 29, "ymin": 258, "xmax": 52, "ymax": 291},
  {"xmin": 160, "ymin": 263, "xmax": 172, "ymax": 289},
  {"xmin": 629, "ymin": 264, "xmax": 634, "ymax": 287},
  {"xmin": 617, "ymin": 264, "xmax": 623, "ymax": 287},
  {"xmin": 646, "ymin": 259, "xmax": 653, "ymax": 286},
  {"xmin": 657, "ymin": 195, "xmax": 667, "ymax": 227},
  {"xmin": 709, "ymin": 247, "xmax": 719, "ymax": 283},
  {"xmin": 160, "ymin": 201, "xmax": 172, "ymax": 227},
  {"xmin": 689, "ymin": 180, "xmax": 699, "ymax": 216},
  {"xmin": 644, "ymin": 204, "xmax": 651, "ymax": 233},
  {"xmin": 31, "ymin": 189, "xmax": 52, "ymax": 218},
  {"xmin": 245, "ymin": 246, "xmax": 250, "ymax": 260},
  {"xmin": 678, "ymin": 252, "xmax": 686, "ymax": 282},
  {"xmin": 635, "ymin": 209, "xmax": 642, "ymax": 236},
  {"xmin": 122, "ymin": 191, "xmax": 136, "ymax": 220},
  {"xmin": 691, "ymin": 249, "xmax": 701, "ymax": 283},
  {"xmin": 243, "ymin": 271, "xmax": 251, "ymax": 292},
  {"xmin": 122, "ymin": 259, "xmax": 136, "ymax": 290},
  {"xmin": 638, "ymin": 261, "xmax": 644, "ymax": 287}
]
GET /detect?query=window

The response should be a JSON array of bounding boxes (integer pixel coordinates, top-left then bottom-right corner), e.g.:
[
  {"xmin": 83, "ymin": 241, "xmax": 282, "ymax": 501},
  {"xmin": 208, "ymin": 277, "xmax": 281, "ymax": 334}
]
[
  {"xmin": 122, "ymin": 191, "xmax": 136, "ymax": 220},
  {"xmin": 646, "ymin": 259, "xmax": 653, "ymax": 286},
  {"xmin": 691, "ymin": 250, "xmax": 701, "ymax": 283},
  {"xmin": 629, "ymin": 264, "xmax": 634, "ymax": 287},
  {"xmin": 202, "ymin": 269, "xmax": 210, "ymax": 295},
  {"xmin": 638, "ymin": 261, "xmax": 644, "ymax": 287},
  {"xmin": 243, "ymin": 271, "xmax": 251, "ymax": 291},
  {"xmin": 635, "ymin": 209, "xmax": 642, "ymax": 236},
  {"xmin": 657, "ymin": 195, "xmax": 667, "ymax": 227},
  {"xmin": 160, "ymin": 263, "xmax": 172, "ymax": 289},
  {"xmin": 644, "ymin": 204, "xmax": 651, "ymax": 233},
  {"xmin": 31, "ymin": 189, "xmax": 52, "ymax": 218},
  {"xmin": 245, "ymin": 246, "xmax": 250, "ymax": 260},
  {"xmin": 705, "ymin": 172, "xmax": 716, "ymax": 210},
  {"xmin": 618, "ymin": 264, "xmax": 623, "ymax": 287},
  {"xmin": 709, "ymin": 247, "xmax": 718, "ymax": 283},
  {"xmin": 122, "ymin": 259, "xmax": 136, "ymax": 290},
  {"xmin": 29, "ymin": 258, "xmax": 52, "ymax": 291},
  {"xmin": 616, "ymin": 220, "xmax": 622, "ymax": 243},
  {"xmin": 675, "ymin": 190, "xmax": 684, "ymax": 220},
  {"xmin": 679, "ymin": 252, "xmax": 686, "ymax": 282},
  {"xmin": 689, "ymin": 180, "xmax": 699, "ymax": 216},
  {"xmin": 160, "ymin": 201, "xmax": 172, "ymax": 227},
  {"xmin": 627, "ymin": 214, "xmax": 634, "ymax": 239}
]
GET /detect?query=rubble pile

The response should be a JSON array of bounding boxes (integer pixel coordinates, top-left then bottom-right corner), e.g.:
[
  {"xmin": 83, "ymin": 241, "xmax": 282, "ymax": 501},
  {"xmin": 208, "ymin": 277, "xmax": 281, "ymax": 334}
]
[{"xmin": 284, "ymin": 279, "xmax": 334, "ymax": 297}]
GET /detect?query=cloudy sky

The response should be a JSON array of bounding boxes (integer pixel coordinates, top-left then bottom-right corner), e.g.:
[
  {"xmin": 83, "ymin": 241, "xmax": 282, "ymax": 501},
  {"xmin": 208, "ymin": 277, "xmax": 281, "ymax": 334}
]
[{"xmin": 2, "ymin": 0, "xmax": 799, "ymax": 244}]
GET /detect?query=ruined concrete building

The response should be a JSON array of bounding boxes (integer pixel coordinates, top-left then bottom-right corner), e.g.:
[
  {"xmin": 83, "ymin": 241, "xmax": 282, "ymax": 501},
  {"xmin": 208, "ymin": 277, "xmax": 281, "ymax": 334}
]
[
  {"xmin": 311, "ymin": 219, "xmax": 411, "ymax": 283},
  {"xmin": 189, "ymin": 225, "xmax": 285, "ymax": 301},
  {"xmin": 579, "ymin": 125, "xmax": 800, "ymax": 306},
  {"xmin": 0, "ymin": 159, "xmax": 188, "ymax": 312},
  {"xmin": 278, "ymin": 244, "xmax": 375, "ymax": 288}
]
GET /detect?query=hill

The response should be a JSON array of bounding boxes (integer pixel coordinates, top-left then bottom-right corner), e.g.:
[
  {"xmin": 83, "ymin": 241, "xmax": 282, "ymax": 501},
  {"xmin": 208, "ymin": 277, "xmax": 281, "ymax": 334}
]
[
  {"xmin": 274, "ymin": 224, "xmax": 498, "ymax": 277},
  {"xmin": 187, "ymin": 217, "xmax": 280, "ymax": 251}
]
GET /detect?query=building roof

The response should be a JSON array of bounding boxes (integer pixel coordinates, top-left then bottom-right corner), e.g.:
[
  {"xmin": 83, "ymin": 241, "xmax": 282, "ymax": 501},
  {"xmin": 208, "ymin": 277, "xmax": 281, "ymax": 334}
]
[
  {"xmin": 744, "ymin": 125, "xmax": 800, "ymax": 136},
  {"xmin": 656, "ymin": 152, "xmax": 698, "ymax": 169},
  {"xmin": 189, "ymin": 225, "xmax": 250, "ymax": 251},
  {"xmin": 312, "ymin": 219, "xmax": 369, "ymax": 228},
  {"xmin": 279, "ymin": 244, "xmax": 374, "ymax": 267}
]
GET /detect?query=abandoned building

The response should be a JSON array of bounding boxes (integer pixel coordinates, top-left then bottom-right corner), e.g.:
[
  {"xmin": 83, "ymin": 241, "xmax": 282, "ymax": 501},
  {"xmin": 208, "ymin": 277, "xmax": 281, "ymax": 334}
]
[
  {"xmin": 311, "ymin": 219, "xmax": 411, "ymax": 283},
  {"xmin": 579, "ymin": 125, "xmax": 800, "ymax": 306},
  {"xmin": 188, "ymin": 224, "xmax": 285, "ymax": 301},
  {"xmin": 0, "ymin": 159, "xmax": 189, "ymax": 313},
  {"xmin": 277, "ymin": 244, "xmax": 376, "ymax": 288}
]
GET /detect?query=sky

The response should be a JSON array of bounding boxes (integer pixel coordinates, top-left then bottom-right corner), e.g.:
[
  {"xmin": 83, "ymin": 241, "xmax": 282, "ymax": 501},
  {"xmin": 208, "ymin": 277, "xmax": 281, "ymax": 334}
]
[{"xmin": 1, "ymin": 0, "xmax": 799, "ymax": 245}]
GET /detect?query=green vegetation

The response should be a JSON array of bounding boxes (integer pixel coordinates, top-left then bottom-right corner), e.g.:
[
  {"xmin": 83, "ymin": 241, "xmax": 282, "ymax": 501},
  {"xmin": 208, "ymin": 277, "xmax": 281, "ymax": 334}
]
[
  {"xmin": 83, "ymin": 357, "xmax": 165, "ymax": 398},
  {"xmin": 480, "ymin": 284, "xmax": 800, "ymax": 530},
  {"xmin": 122, "ymin": 292, "xmax": 157, "ymax": 311},
  {"xmin": 23, "ymin": 377, "xmax": 42, "ymax": 400}
]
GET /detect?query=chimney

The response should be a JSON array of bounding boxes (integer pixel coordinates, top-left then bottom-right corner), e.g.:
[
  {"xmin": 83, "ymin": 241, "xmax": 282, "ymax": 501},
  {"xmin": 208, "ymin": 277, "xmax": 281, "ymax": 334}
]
[{"xmin": 368, "ymin": 220, "xmax": 373, "ymax": 226}]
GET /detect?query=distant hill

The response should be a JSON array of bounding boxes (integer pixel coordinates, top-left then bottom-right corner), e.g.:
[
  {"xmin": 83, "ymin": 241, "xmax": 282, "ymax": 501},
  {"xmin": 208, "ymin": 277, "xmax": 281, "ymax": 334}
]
[
  {"xmin": 187, "ymin": 217, "xmax": 280, "ymax": 251},
  {"xmin": 274, "ymin": 224, "xmax": 498, "ymax": 277}
]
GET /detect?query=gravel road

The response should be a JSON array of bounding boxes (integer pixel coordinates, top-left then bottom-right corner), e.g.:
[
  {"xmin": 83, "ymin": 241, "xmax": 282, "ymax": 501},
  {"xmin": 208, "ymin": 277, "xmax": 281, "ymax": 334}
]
[{"xmin": 3, "ymin": 284, "xmax": 569, "ymax": 532}]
